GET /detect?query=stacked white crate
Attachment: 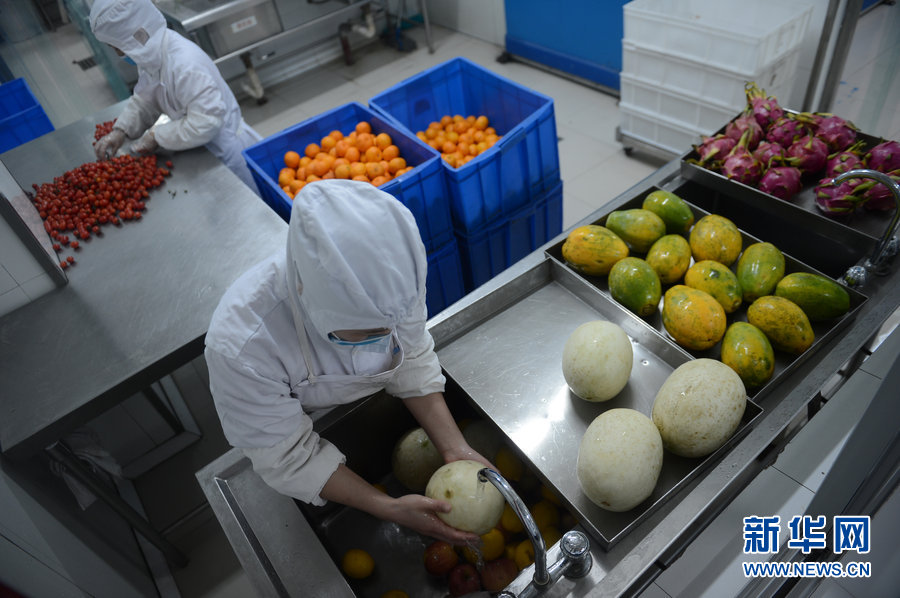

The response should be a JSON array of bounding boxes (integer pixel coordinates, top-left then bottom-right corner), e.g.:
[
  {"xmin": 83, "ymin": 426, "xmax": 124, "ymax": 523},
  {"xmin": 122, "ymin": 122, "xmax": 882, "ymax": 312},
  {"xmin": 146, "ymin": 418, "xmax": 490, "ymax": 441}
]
[{"xmin": 619, "ymin": 0, "xmax": 813, "ymax": 156}]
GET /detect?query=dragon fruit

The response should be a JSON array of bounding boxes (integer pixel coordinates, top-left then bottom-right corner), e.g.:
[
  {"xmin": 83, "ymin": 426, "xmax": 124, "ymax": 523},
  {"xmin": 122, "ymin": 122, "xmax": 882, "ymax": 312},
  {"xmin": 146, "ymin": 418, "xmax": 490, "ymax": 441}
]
[
  {"xmin": 721, "ymin": 131, "xmax": 764, "ymax": 186},
  {"xmin": 752, "ymin": 141, "xmax": 785, "ymax": 168},
  {"xmin": 824, "ymin": 140, "xmax": 866, "ymax": 179},
  {"xmin": 815, "ymin": 177, "xmax": 866, "ymax": 216},
  {"xmin": 744, "ymin": 82, "xmax": 784, "ymax": 129},
  {"xmin": 862, "ymin": 170, "xmax": 900, "ymax": 211},
  {"xmin": 692, "ymin": 134, "xmax": 737, "ymax": 165},
  {"xmin": 725, "ymin": 111, "xmax": 764, "ymax": 149},
  {"xmin": 766, "ymin": 116, "xmax": 810, "ymax": 148},
  {"xmin": 815, "ymin": 115, "xmax": 859, "ymax": 152},
  {"xmin": 785, "ymin": 135, "xmax": 830, "ymax": 174},
  {"xmin": 865, "ymin": 140, "xmax": 900, "ymax": 173},
  {"xmin": 758, "ymin": 166, "xmax": 803, "ymax": 201}
]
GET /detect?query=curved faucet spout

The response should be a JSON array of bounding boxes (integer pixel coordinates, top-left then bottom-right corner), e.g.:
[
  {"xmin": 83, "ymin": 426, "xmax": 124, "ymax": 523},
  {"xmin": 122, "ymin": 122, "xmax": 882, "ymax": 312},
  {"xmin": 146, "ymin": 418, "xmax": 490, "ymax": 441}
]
[{"xmin": 478, "ymin": 468, "xmax": 550, "ymax": 586}]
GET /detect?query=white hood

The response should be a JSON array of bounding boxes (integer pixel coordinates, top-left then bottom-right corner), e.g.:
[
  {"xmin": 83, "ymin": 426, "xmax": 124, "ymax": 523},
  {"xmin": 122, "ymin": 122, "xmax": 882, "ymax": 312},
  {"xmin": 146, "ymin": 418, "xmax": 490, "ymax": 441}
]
[
  {"xmin": 90, "ymin": 0, "xmax": 167, "ymax": 71},
  {"xmin": 285, "ymin": 180, "xmax": 427, "ymax": 342}
]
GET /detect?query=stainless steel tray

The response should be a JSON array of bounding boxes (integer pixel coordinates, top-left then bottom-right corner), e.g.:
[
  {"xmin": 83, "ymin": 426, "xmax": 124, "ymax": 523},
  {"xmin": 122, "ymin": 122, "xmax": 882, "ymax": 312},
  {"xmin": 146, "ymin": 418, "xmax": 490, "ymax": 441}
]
[
  {"xmin": 545, "ymin": 185, "xmax": 868, "ymax": 403},
  {"xmin": 680, "ymin": 116, "xmax": 891, "ymax": 243},
  {"xmin": 436, "ymin": 257, "xmax": 763, "ymax": 551}
]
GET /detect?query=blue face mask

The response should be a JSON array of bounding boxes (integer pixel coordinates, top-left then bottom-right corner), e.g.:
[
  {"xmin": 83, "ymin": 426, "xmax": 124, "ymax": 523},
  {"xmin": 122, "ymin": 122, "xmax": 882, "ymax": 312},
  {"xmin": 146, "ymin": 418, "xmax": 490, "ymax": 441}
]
[
  {"xmin": 328, "ymin": 331, "xmax": 394, "ymax": 353},
  {"xmin": 121, "ymin": 55, "xmax": 136, "ymax": 66}
]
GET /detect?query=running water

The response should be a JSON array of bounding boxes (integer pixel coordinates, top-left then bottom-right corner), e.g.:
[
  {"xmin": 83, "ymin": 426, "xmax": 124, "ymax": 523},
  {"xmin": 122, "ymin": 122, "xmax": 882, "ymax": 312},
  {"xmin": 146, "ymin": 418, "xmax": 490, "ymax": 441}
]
[{"xmin": 463, "ymin": 537, "xmax": 485, "ymax": 570}]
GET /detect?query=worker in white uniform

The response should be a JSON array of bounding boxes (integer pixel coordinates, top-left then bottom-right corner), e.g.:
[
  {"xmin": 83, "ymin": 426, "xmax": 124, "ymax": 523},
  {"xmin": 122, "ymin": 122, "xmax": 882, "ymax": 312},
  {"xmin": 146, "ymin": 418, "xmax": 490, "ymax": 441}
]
[
  {"xmin": 90, "ymin": 0, "xmax": 261, "ymax": 194},
  {"xmin": 205, "ymin": 180, "xmax": 492, "ymax": 545}
]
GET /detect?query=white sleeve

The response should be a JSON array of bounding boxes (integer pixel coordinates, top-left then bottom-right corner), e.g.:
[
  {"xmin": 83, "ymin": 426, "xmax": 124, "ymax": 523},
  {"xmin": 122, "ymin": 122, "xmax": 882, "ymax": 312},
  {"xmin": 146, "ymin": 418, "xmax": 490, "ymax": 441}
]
[
  {"xmin": 153, "ymin": 71, "xmax": 225, "ymax": 150},
  {"xmin": 385, "ymin": 301, "xmax": 446, "ymax": 399},
  {"xmin": 205, "ymin": 347, "xmax": 345, "ymax": 505},
  {"xmin": 115, "ymin": 94, "xmax": 161, "ymax": 139}
]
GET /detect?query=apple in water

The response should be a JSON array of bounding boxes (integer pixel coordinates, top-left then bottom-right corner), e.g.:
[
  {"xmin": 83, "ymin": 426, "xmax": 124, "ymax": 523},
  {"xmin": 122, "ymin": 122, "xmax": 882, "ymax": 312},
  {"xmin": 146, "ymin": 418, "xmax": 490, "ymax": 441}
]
[
  {"xmin": 423, "ymin": 540, "xmax": 458, "ymax": 577},
  {"xmin": 447, "ymin": 562, "xmax": 482, "ymax": 597},
  {"xmin": 480, "ymin": 557, "xmax": 518, "ymax": 592}
]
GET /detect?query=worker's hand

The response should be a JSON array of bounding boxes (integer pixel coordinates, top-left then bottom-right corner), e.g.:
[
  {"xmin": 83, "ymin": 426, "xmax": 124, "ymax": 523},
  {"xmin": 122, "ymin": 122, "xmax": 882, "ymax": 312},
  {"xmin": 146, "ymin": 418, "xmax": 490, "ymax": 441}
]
[
  {"xmin": 93, "ymin": 128, "xmax": 126, "ymax": 160},
  {"xmin": 131, "ymin": 129, "xmax": 158, "ymax": 155},
  {"xmin": 387, "ymin": 494, "xmax": 481, "ymax": 546}
]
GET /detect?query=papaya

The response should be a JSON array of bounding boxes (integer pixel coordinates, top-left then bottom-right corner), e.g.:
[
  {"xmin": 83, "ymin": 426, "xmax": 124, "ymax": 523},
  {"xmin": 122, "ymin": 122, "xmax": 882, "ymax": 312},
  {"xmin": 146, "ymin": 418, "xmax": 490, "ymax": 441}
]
[
  {"xmin": 775, "ymin": 272, "xmax": 851, "ymax": 321},
  {"xmin": 683, "ymin": 260, "xmax": 743, "ymax": 314},
  {"xmin": 641, "ymin": 190, "xmax": 695, "ymax": 235},
  {"xmin": 661, "ymin": 285, "xmax": 726, "ymax": 351},
  {"xmin": 605, "ymin": 209, "xmax": 666, "ymax": 253},
  {"xmin": 721, "ymin": 322, "xmax": 775, "ymax": 389},
  {"xmin": 646, "ymin": 234, "xmax": 692, "ymax": 285},
  {"xmin": 689, "ymin": 214, "xmax": 743, "ymax": 266},
  {"xmin": 608, "ymin": 257, "xmax": 662, "ymax": 318},
  {"xmin": 747, "ymin": 296, "xmax": 814, "ymax": 354},
  {"xmin": 561, "ymin": 225, "xmax": 629, "ymax": 276},
  {"xmin": 736, "ymin": 242, "xmax": 785, "ymax": 303}
]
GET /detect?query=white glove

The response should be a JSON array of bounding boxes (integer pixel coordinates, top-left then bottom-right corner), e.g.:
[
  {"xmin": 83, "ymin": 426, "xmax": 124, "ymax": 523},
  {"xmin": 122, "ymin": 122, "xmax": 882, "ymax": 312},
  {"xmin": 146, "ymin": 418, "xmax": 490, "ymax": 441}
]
[
  {"xmin": 94, "ymin": 128, "xmax": 127, "ymax": 160},
  {"xmin": 131, "ymin": 129, "xmax": 159, "ymax": 155}
]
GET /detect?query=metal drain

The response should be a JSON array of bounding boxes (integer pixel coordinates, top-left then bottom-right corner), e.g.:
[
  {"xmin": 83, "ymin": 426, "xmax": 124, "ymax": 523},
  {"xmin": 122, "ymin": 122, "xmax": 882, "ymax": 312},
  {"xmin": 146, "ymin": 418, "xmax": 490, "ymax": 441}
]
[{"xmin": 74, "ymin": 57, "xmax": 96, "ymax": 70}]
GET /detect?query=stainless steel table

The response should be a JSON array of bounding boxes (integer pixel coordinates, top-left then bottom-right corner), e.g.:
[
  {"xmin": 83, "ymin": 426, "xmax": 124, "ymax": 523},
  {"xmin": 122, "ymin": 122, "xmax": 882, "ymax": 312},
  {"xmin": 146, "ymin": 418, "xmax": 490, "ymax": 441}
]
[{"xmin": 0, "ymin": 104, "xmax": 287, "ymax": 563}]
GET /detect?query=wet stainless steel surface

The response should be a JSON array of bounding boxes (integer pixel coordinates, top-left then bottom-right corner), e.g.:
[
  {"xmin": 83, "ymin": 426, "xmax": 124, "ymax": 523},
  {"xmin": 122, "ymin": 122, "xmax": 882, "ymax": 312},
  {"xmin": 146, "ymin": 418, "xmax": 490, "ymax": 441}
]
[{"xmin": 0, "ymin": 103, "xmax": 288, "ymax": 458}]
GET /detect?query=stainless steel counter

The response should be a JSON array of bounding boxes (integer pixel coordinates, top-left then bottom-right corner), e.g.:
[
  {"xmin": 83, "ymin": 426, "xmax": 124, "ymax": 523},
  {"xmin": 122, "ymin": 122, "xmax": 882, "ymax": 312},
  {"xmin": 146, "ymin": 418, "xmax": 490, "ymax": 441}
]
[
  {"xmin": 196, "ymin": 159, "xmax": 900, "ymax": 597},
  {"xmin": 0, "ymin": 103, "xmax": 288, "ymax": 459}
]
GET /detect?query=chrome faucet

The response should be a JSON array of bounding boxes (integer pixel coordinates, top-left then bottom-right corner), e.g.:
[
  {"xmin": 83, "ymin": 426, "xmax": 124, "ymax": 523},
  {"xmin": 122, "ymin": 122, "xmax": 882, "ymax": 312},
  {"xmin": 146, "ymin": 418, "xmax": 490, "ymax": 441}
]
[
  {"xmin": 835, "ymin": 169, "xmax": 900, "ymax": 287},
  {"xmin": 478, "ymin": 468, "xmax": 592, "ymax": 597}
]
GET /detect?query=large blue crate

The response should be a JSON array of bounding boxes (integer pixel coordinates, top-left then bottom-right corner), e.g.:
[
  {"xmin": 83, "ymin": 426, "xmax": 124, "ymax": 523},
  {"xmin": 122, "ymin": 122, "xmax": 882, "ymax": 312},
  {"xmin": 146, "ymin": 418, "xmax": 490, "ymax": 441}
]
[
  {"xmin": 242, "ymin": 102, "xmax": 453, "ymax": 252},
  {"xmin": 426, "ymin": 236, "xmax": 466, "ymax": 317},
  {"xmin": 456, "ymin": 180, "xmax": 563, "ymax": 291},
  {"xmin": 0, "ymin": 78, "xmax": 54, "ymax": 153},
  {"xmin": 369, "ymin": 57, "xmax": 560, "ymax": 233}
]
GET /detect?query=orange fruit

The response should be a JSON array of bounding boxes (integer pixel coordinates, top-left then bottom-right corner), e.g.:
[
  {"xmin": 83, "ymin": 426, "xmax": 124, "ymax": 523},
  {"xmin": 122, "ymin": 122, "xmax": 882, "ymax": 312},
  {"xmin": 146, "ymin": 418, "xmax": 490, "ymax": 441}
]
[
  {"xmin": 349, "ymin": 162, "xmax": 367, "ymax": 178},
  {"xmin": 352, "ymin": 174, "xmax": 369, "ymax": 182},
  {"xmin": 278, "ymin": 168, "xmax": 295, "ymax": 187},
  {"xmin": 427, "ymin": 139, "xmax": 441, "ymax": 151},
  {"xmin": 530, "ymin": 500, "xmax": 560, "ymax": 532},
  {"xmin": 334, "ymin": 163, "xmax": 351, "ymax": 179},
  {"xmin": 441, "ymin": 141, "xmax": 457, "ymax": 154},
  {"xmin": 304, "ymin": 143, "xmax": 320, "ymax": 159},
  {"xmin": 443, "ymin": 153, "xmax": 458, "ymax": 168},
  {"xmin": 341, "ymin": 548, "xmax": 375, "ymax": 579},
  {"xmin": 416, "ymin": 131, "xmax": 428, "ymax": 142},
  {"xmin": 306, "ymin": 174, "xmax": 322, "ymax": 183},
  {"xmin": 282, "ymin": 185, "xmax": 292, "ymax": 197},
  {"xmin": 466, "ymin": 115, "xmax": 476, "ymax": 126},
  {"xmin": 382, "ymin": 145, "xmax": 400, "ymax": 161},
  {"xmin": 475, "ymin": 115, "xmax": 489, "ymax": 130},
  {"xmin": 300, "ymin": 155, "xmax": 312, "ymax": 167},
  {"xmin": 309, "ymin": 159, "xmax": 329, "ymax": 177},
  {"xmin": 284, "ymin": 151, "xmax": 300, "ymax": 169},
  {"xmin": 397, "ymin": 166, "xmax": 413, "ymax": 176},
  {"xmin": 371, "ymin": 175, "xmax": 388, "ymax": 187},
  {"xmin": 514, "ymin": 540, "xmax": 535, "ymax": 570},
  {"xmin": 334, "ymin": 139, "xmax": 350, "ymax": 157},
  {"xmin": 295, "ymin": 166, "xmax": 307, "ymax": 181},
  {"xmin": 440, "ymin": 115, "xmax": 452, "ymax": 127},
  {"xmin": 454, "ymin": 120, "xmax": 468, "ymax": 134},
  {"xmin": 344, "ymin": 146, "xmax": 361, "ymax": 163},
  {"xmin": 333, "ymin": 157, "xmax": 349, "ymax": 168},
  {"xmin": 453, "ymin": 114, "xmax": 464, "ymax": 123},
  {"xmin": 541, "ymin": 526, "xmax": 562, "ymax": 549},
  {"xmin": 356, "ymin": 133, "xmax": 375, "ymax": 152},
  {"xmin": 329, "ymin": 129, "xmax": 344, "ymax": 140},
  {"xmin": 321, "ymin": 170, "xmax": 335, "ymax": 179},
  {"xmin": 364, "ymin": 146, "xmax": 382, "ymax": 163},
  {"xmin": 365, "ymin": 161, "xmax": 384, "ymax": 179},
  {"xmin": 355, "ymin": 121, "xmax": 372, "ymax": 134},
  {"xmin": 495, "ymin": 446, "xmax": 524, "ymax": 482},
  {"xmin": 375, "ymin": 132, "xmax": 392, "ymax": 149},
  {"xmin": 320, "ymin": 136, "xmax": 337, "ymax": 151},
  {"xmin": 485, "ymin": 126, "xmax": 497, "ymax": 136},
  {"xmin": 387, "ymin": 157, "xmax": 406, "ymax": 174},
  {"xmin": 289, "ymin": 179, "xmax": 305, "ymax": 194},
  {"xmin": 500, "ymin": 503, "xmax": 524, "ymax": 534}
]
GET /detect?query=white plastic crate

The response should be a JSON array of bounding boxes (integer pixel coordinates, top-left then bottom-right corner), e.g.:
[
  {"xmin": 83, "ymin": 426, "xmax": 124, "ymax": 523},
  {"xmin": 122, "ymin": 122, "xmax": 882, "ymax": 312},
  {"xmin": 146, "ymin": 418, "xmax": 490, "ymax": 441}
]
[
  {"xmin": 623, "ymin": 0, "xmax": 812, "ymax": 75},
  {"xmin": 619, "ymin": 102, "xmax": 706, "ymax": 156},
  {"xmin": 620, "ymin": 72, "xmax": 737, "ymax": 134},
  {"xmin": 622, "ymin": 40, "xmax": 800, "ymax": 111}
]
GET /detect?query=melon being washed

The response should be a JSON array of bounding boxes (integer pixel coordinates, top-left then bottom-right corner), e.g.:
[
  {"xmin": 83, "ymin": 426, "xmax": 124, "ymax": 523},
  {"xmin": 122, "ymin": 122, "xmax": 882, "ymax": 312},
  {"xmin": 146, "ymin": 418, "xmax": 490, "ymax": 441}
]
[
  {"xmin": 562, "ymin": 321, "xmax": 634, "ymax": 401},
  {"xmin": 425, "ymin": 460, "xmax": 505, "ymax": 534},
  {"xmin": 392, "ymin": 427, "xmax": 444, "ymax": 492}
]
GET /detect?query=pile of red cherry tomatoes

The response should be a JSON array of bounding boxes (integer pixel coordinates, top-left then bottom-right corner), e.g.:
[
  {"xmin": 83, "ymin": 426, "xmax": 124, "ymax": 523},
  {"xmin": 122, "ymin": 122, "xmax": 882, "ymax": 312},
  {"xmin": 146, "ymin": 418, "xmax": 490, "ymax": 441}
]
[{"xmin": 30, "ymin": 153, "xmax": 172, "ymax": 269}]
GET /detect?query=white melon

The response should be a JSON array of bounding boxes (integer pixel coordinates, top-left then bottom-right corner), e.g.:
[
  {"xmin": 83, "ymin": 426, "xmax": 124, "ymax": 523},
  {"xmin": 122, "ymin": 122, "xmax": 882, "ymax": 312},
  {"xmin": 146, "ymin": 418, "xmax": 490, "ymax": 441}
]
[
  {"xmin": 651, "ymin": 358, "xmax": 747, "ymax": 458},
  {"xmin": 425, "ymin": 460, "xmax": 505, "ymax": 534},
  {"xmin": 576, "ymin": 408, "xmax": 663, "ymax": 512},
  {"xmin": 562, "ymin": 320, "xmax": 634, "ymax": 401},
  {"xmin": 392, "ymin": 427, "xmax": 444, "ymax": 492}
]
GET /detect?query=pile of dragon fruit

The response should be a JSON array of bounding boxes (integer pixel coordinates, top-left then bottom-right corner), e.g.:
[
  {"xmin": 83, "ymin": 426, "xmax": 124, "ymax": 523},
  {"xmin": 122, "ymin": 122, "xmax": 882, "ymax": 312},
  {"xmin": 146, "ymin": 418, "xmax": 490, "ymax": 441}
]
[{"xmin": 690, "ymin": 82, "xmax": 900, "ymax": 217}]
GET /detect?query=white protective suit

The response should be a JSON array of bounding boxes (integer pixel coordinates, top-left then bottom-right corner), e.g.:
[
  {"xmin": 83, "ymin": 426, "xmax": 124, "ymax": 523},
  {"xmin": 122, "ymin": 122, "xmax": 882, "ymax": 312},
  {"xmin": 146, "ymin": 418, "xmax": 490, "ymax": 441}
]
[
  {"xmin": 204, "ymin": 180, "xmax": 445, "ymax": 505},
  {"xmin": 90, "ymin": 0, "xmax": 261, "ymax": 193}
]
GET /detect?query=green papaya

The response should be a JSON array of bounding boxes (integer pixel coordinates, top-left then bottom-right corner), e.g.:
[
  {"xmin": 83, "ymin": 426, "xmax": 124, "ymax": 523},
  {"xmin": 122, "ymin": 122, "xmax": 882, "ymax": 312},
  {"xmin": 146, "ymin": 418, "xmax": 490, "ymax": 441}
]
[
  {"xmin": 737, "ymin": 242, "xmax": 785, "ymax": 303},
  {"xmin": 605, "ymin": 209, "xmax": 666, "ymax": 253},
  {"xmin": 608, "ymin": 257, "xmax": 662, "ymax": 318},
  {"xmin": 641, "ymin": 190, "xmax": 695, "ymax": 235},
  {"xmin": 775, "ymin": 272, "xmax": 851, "ymax": 321}
]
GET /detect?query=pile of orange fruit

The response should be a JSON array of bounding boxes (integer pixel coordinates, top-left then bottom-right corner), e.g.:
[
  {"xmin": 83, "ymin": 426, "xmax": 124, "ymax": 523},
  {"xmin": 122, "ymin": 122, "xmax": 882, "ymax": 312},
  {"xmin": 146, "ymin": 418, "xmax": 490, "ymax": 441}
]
[
  {"xmin": 277, "ymin": 121, "xmax": 415, "ymax": 199},
  {"xmin": 416, "ymin": 114, "xmax": 501, "ymax": 168}
]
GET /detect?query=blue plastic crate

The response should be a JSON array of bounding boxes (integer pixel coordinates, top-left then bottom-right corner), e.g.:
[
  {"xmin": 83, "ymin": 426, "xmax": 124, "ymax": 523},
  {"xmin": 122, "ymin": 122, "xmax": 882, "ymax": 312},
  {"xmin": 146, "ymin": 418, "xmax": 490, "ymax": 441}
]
[
  {"xmin": 456, "ymin": 180, "xmax": 563, "ymax": 291},
  {"xmin": 0, "ymin": 79, "xmax": 54, "ymax": 153},
  {"xmin": 242, "ymin": 101, "xmax": 453, "ymax": 252},
  {"xmin": 426, "ymin": 236, "xmax": 466, "ymax": 316},
  {"xmin": 369, "ymin": 57, "xmax": 560, "ymax": 232}
]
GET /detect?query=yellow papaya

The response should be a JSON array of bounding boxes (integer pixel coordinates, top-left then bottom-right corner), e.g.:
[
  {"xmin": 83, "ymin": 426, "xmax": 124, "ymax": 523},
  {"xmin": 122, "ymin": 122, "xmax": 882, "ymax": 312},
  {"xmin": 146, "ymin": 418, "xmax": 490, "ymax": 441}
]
[
  {"xmin": 689, "ymin": 214, "xmax": 742, "ymax": 266},
  {"xmin": 561, "ymin": 225, "xmax": 629, "ymax": 276},
  {"xmin": 661, "ymin": 285, "xmax": 726, "ymax": 351},
  {"xmin": 747, "ymin": 296, "xmax": 814, "ymax": 354}
]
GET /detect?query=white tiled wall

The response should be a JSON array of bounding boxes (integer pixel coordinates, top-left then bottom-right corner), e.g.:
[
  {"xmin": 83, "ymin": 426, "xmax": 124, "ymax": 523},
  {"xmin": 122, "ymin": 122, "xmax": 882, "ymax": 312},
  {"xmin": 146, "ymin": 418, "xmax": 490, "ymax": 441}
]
[{"xmin": 0, "ymin": 216, "xmax": 56, "ymax": 317}]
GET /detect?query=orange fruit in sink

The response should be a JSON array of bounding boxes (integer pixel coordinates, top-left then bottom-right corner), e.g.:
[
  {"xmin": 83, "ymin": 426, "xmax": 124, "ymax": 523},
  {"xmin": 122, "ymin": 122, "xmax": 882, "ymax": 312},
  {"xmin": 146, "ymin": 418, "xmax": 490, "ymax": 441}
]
[
  {"xmin": 463, "ymin": 527, "xmax": 505, "ymax": 563},
  {"xmin": 341, "ymin": 548, "xmax": 375, "ymax": 579}
]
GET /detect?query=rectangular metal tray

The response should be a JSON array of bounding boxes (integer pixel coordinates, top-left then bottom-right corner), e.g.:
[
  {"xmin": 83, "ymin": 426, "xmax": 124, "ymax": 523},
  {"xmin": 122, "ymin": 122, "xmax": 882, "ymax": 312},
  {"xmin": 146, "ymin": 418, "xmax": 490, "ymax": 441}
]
[
  {"xmin": 680, "ymin": 113, "xmax": 891, "ymax": 244},
  {"xmin": 436, "ymin": 257, "xmax": 763, "ymax": 551},
  {"xmin": 545, "ymin": 184, "xmax": 868, "ymax": 403}
]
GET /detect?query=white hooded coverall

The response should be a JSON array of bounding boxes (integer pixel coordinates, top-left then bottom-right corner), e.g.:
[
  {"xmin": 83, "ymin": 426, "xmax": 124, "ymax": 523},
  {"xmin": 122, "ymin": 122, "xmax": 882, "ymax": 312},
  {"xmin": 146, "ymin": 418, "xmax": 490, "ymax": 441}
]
[
  {"xmin": 204, "ymin": 180, "xmax": 445, "ymax": 505},
  {"xmin": 89, "ymin": 0, "xmax": 261, "ymax": 193}
]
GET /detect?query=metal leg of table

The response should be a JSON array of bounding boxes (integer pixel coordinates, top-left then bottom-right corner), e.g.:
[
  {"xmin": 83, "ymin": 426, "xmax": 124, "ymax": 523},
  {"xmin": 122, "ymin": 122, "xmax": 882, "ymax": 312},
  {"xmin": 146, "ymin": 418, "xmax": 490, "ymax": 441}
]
[
  {"xmin": 417, "ymin": 0, "xmax": 434, "ymax": 53},
  {"xmin": 46, "ymin": 441, "xmax": 189, "ymax": 568}
]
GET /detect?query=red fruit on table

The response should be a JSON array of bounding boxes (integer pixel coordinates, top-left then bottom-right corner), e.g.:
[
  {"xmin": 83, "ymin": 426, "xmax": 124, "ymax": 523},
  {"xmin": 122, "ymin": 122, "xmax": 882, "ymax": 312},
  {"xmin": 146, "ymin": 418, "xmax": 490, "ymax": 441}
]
[{"xmin": 423, "ymin": 540, "xmax": 458, "ymax": 577}]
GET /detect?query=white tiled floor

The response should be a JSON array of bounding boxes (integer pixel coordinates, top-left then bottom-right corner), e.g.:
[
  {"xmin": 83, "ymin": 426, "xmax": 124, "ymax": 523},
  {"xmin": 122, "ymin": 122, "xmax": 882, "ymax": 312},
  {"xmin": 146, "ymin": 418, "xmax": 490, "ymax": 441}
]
[{"xmin": 2, "ymin": 3, "xmax": 898, "ymax": 597}]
